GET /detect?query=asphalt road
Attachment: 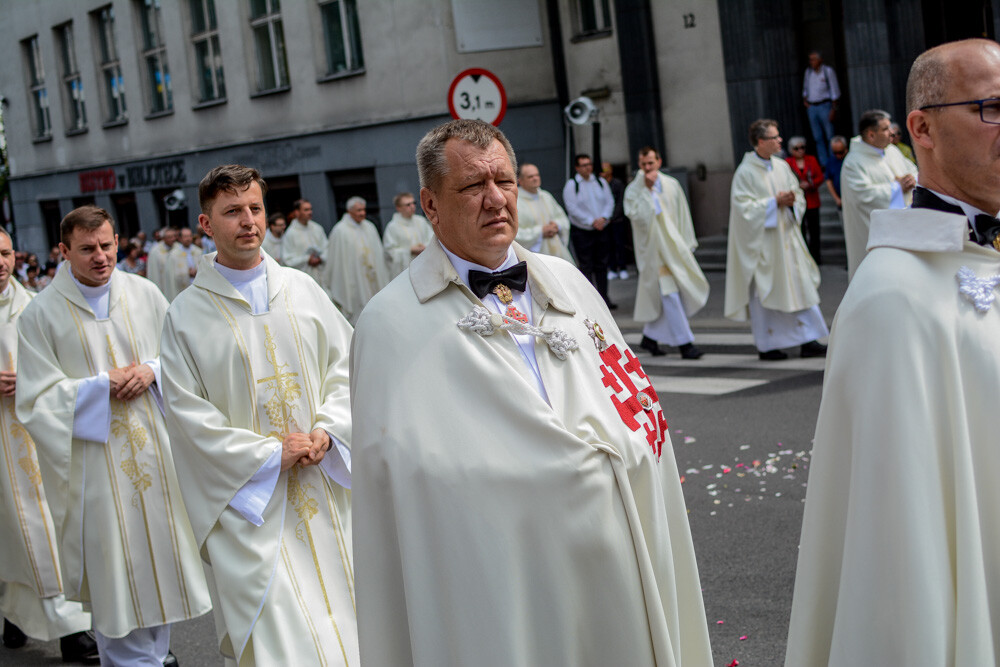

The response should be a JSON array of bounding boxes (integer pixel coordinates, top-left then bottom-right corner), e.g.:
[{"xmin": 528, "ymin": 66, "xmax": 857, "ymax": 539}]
[{"xmin": 2, "ymin": 264, "xmax": 850, "ymax": 667}]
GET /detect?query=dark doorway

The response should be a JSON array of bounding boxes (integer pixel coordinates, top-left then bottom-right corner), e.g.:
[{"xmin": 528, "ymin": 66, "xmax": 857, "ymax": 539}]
[
  {"xmin": 263, "ymin": 175, "xmax": 301, "ymax": 221},
  {"xmin": 40, "ymin": 200, "xmax": 62, "ymax": 249},
  {"xmin": 152, "ymin": 188, "xmax": 190, "ymax": 229},
  {"xmin": 327, "ymin": 168, "xmax": 381, "ymax": 230},
  {"xmin": 922, "ymin": 0, "xmax": 994, "ymax": 44},
  {"xmin": 111, "ymin": 192, "xmax": 140, "ymax": 239}
]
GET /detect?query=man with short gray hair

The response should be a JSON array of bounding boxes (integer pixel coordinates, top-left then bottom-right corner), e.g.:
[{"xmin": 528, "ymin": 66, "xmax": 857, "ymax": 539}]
[
  {"xmin": 325, "ymin": 196, "xmax": 389, "ymax": 322},
  {"xmin": 352, "ymin": 118, "xmax": 712, "ymax": 666},
  {"xmin": 840, "ymin": 109, "xmax": 918, "ymax": 279}
]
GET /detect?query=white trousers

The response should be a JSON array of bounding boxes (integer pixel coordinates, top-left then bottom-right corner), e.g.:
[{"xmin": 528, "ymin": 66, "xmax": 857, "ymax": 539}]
[
  {"xmin": 748, "ymin": 286, "xmax": 828, "ymax": 351},
  {"xmin": 642, "ymin": 293, "xmax": 694, "ymax": 346},
  {"xmin": 95, "ymin": 624, "xmax": 169, "ymax": 667}
]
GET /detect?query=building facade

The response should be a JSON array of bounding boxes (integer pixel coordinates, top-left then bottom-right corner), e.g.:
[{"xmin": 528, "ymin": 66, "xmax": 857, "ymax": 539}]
[{"xmin": 1, "ymin": 0, "xmax": 997, "ymax": 254}]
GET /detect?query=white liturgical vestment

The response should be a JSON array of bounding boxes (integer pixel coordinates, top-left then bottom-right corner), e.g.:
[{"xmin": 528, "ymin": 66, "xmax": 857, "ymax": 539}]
[
  {"xmin": 841, "ymin": 137, "xmax": 918, "ymax": 279},
  {"xmin": 166, "ymin": 242, "xmax": 202, "ymax": 301},
  {"xmin": 382, "ymin": 212, "xmax": 434, "ymax": 278},
  {"xmin": 15, "ymin": 265, "xmax": 210, "ymax": 638},
  {"xmin": 260, "ymin": 230, "xmax": 283, "ymax": 264},
  {"xmin": 145, "ymin": 241, "xmax": 172, "ymax": 297},
  {"xmin": 624, "ymin": 170, "xmax": 709, "ymax": 324},
  {"xmin": 351, "ymin": 240, "xmax": 713, "ymax": 667},
  {"xmin": 516, "ymin": 187, "xmax": 575, "ymax": 263},
  {"xmin": 281, "ymin": 219, "xmax": 328, "ymax": 288},
  {"xmin": 325, "ymin": 214, "xmax": 390, "ymax": 323},
  {"xmin": 161, "ymin": 252, "xmax": 357, "ymax": 665},
  {"xmin": 785, "ymin": 208, "xmax": 1000, "ymax": 666},
  {"xmin": 724, "ymin": 152, "xmax": 828, "ymax": 350},
  {"xmin": 0, "ymin": 279, "xmax": 91, "ymax": 641}
]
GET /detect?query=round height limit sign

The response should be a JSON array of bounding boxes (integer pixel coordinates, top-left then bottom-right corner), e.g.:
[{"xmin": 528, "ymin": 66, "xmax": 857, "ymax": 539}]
[{"xmin": 448, "ymin": 68, "xmax": 507, "ymax": 126}]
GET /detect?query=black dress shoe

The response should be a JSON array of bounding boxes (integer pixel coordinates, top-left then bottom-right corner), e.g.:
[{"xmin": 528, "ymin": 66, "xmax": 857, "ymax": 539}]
[
  {"xmin": 758, "ymin": 349, "xmax": 789, "ymax": 361},
  {"xmin": 678, "ymin": 343, "xmax": 704, "ymax": 360},
  {"xmin": 639, "ymin": 335, "xmax": 666, "ymax": 356},
  {"xmin": 163, "ymin": 650, "xmax": 178, "ymax": 666},
  {"xmin": 3, "ymin": 619, "xmax": 27, "ymax": 649},
  {"xmin": 606, "ymin": 301, "xmax": 619, "ymax": 310},
  {"xmin": 60, "ymin": 630, "xmax": 99, "ymax": 664},
  {"xmin": 800, "ymin": 340, "xmax": 828, "ymax": 357}
]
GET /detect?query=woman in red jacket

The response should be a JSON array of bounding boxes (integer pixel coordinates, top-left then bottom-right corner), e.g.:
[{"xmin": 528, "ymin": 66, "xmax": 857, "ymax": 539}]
[{"xmin": 786, "ymin": 136, "xmax": 825, "ymax": 264}]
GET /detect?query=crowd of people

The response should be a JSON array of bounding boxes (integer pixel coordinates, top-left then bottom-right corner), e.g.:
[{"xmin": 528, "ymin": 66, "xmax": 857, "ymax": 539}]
[{"xmin": 0, "ymin": 37, "xmax": 997, "ymax": 667}]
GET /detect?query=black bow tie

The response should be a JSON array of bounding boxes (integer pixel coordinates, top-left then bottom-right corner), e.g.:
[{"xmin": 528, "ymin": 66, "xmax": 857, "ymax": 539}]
[
  {"xmin": 911, "ymin": 187, "xmax": 1000, "ymax": 249},
  {"xmin": 468, "ymin": 261, "xmax": 528, "ymax": 298}
]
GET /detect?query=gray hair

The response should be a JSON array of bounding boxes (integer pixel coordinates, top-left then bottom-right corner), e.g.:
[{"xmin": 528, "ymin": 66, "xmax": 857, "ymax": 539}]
[
  {"xmin": 830, "ymin": 135, "xmax": 848, "ymax": 148},
  {"xmin": 906, "ymin": 46, "xmax": 950, "ymax": 113},
  {"xmin": 788, "ymin": 136, "xmax": 807, "ymax": 148},
  {"xmin": 748, "ymin": 119, "xmax": 778, "ymax": 147},
  {"xmin": 858, "ymin": 109, "xmax": 891, "ymax": 136},
  {"xmin": 416, "ymin": 119, "xmax": 516, "ymax": 192},
  {"xmin": 346, "ymin": 196, "xmax": 366, "ymax": 210}
]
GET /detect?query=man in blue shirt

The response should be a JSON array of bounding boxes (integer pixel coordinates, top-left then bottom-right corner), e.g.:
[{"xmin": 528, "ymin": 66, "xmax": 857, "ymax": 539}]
[
  {"xmin": 824, "ymin": 135, "xmax": 847, "ymax": 209},
  {"xmin": 803, "ymin": 51, "xmax": 841, "ymax": 168}
]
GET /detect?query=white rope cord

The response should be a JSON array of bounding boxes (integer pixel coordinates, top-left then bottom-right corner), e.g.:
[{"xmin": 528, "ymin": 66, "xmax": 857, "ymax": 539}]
[{"xmin": 457, "ymin": 306, "xmax": 578, "ymax": 360}]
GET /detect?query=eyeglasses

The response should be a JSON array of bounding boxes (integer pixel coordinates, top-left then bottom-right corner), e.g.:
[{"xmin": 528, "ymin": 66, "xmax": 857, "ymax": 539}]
[
  {"xmin": 790, "ymin": 145, "xmax": 805, "ymax": 150},
  {"xmin": 762, "ymin": 134, "xmax": 781, "ymax": 140},
  {"xmin": 919, "ymin": 98, "xmax": 1000, "ymax": 125}
]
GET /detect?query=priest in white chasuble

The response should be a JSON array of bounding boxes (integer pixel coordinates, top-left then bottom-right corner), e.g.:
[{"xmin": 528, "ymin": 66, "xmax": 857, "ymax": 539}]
[
  {"xmin": 161, "ymin": 164, "xmax": 358, "ymax": 666},
  {"xmin": 624, "ymin": 146, "xmax": 709, "ymax": 360},
  {"xmin": 724, "ymin": 119, "xmax": 829, "ymax": 361},
  {"xmin": 786, "ymin": 39, "xmax": 1000, "ymax": 667},
  {"xmin": 352, "ymin": 120, "xmax": 712, "ymax": 667},
  {"xmin": 166, "ymin": 226, "xmax": 203, "ymax": 300},
  {"xmin": 145, "ymin": 226, "xmax": 176, "ymax": 298},
  {"xmin": 382, "ymin": 191, "xmax": 434, "ymax": 277},
  {"xmin": 515, "ymin": 163, "xmax": 575, "ymax": 264},
  {"xmin": 840, "ymin": 109, "xmax": 919, "ymax": 279},
  {"xmin": 280, "ymin": 199, "xmax": 329, "ymax": 291},
  {"xmin": 324, "ymin": 197, "xmax": 390, "ymax": 323},
  {"xmin": 15, "ymin": 206, "xmax": 210, "ymax": 665},
  {"xmin": 0, "ymin": 229, "xmax": 97, "ymax": 663}
]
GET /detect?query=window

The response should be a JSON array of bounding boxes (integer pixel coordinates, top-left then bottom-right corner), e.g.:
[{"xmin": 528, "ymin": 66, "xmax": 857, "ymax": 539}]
[
  {"xmin": 137, "ymin": 0, "xmax": 173, "ymax": 114},
  {"xmin": 93, "ymin": 6, "xmax": 128, "ymax": 124},
  {"xmin": 319, "ymin": 0, "xmax": 363, "ymax": 76},
  {"xmin": 111, "ymin": 193, "xmax": 140, "ymax": 239},
  {"xmin": 23, "ymin": 36, "xmax": 52, "ymax": 139},
  {"xmin": 189, "ymin": 0, "xmax": 226, "ymax": 103},
  {"xmin": 55, "ymin": 23, "xmax": 87, "ymax": 133},
  {"xmin": 249, "ymin": 0, "xmax": 289, "ymax": 92},
  {"xmin": 576, "ymin": 0, "xmax": 612, "ymax": 36}
]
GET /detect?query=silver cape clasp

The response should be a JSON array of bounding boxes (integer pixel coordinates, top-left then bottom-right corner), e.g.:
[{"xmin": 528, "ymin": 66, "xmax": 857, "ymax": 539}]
[
  {"xmin": 956, "ymin": 266, "xmax": 1000, "ymax": 313},
  {"xmin": 457, "ymin": 306, "xmax": 578, "ymax": 360}
]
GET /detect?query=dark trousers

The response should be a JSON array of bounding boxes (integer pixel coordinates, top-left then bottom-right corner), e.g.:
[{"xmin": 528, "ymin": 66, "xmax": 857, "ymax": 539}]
[
  {"xmin": 571, "ymin": 225, "xmax": 611, "ymax": 302},
  {"xmin": 606, "ymin": 219, "xmax": 632, "ymax": 271},
  {"xmin": 801, "ymin": 207, "xmax": 821, "ymax": 264}
]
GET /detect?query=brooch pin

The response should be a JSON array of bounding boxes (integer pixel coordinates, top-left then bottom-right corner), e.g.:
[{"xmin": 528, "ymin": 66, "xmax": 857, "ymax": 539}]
[
  {"xmin": 583, "ymin": 318, "xmax": 609, "ymax": 352},
  {"xmin": 492, "ymin": 284, "xmax": 528, "ymax": 324},
  {"xmin": 956, "ymin": 266, "xmax": 1000, "ymax": 313}
]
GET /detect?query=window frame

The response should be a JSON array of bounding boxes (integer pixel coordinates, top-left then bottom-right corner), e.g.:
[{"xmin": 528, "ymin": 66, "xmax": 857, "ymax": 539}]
[
  {"xmin": 54, "ymin": 22, "xmax": 88, "ymax": 134},
  {"xmin": 187, "ymin": 0, "xmax": 227, "ymax": 105},
  {"xmin": 572, "ymin": 0, "xmax": 613, "ymax": 41},
  {"xmin": 92, "ymin": 5, "xmax": 129, "ymax": 126},
  {"xmin": 23, "ymin": 35, "xmax": 53, "ymax": 140},
  {"xmin": 248, "ymin": 0, "xmax": 290, "ymax": 94},
  {"xmin": 317, "ymin": 0, "xmax": 365, "ymax": 79},
  {"xmin": 135, "ymin": 0, "xmax": 174, "ymax": 117}
]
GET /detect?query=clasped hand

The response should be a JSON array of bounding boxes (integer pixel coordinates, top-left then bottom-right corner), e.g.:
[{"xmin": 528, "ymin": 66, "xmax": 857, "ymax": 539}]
[
  {"xmin": 280, "ymin": 429, "xmax": 331, "ymax": 471},
  {"xmin": 108, "ymin": 363, "xmax": 155, "ymax": 401}
]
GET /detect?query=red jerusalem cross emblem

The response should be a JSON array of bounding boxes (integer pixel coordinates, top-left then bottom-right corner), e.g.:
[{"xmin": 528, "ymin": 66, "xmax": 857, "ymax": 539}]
[{"xmin": 597, "ymin": 343, "xmax": 668, "ymax": 459}]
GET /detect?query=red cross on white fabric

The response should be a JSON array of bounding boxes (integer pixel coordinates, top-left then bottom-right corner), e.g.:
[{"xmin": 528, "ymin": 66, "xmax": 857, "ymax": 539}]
[{"xmin": 597, "ymin": 344, "xmax": 668, "ymax": 459}]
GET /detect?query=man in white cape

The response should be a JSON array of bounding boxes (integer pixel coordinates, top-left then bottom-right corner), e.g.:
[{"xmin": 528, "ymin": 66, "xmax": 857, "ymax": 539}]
[
  {"xmin": 515, "ymin": 163, "xmax": 575, "ymax": 264},
  {"xmin": 382, "ymin": 191, "xmax": 434, "ymax": 277},
  {"xmin": 161, "ymin": 165, "xmax": 358, "ymax": 666},
  {"xmin": 0, "ymin": 229, "xmax": 97, "ymax": 663},
  {"xmin": 624, "ymin": 146, "xmax": 708, "ymax": 360},
  {"xmin": 324, "ymin": 196, "xmax": 390, "ymax": 323},
  {"xmin": 785, "ymin": 39, "xmax": 1000, "ymax": 667},
  {"xmin": 280, "ymin": 199, "xmax": 328, "ymax": 289},
  {"xmin": 261, "ymin": 212, "xmax": 286, "ymax": 264},
  {"xmin": 841, "ymin": 108, "xmax": 918, "ymax": 279},
  {"xmin": 724, "ymin": 119, "xmax": 829, "ymax": 360},
  {"xmin": 15, "ymin": 205, "xmax": 210, "ymax": 665},
  {"xmin": 145, "ymin": 226, "xmax": 176, "ymax": 297},
  {"xmin": 166, "ymin": 227, "xmax": 203, "ymax": 300},
  {"xmin": 351, "ymin": 119, "xmax": 712, "ymax": 667}
]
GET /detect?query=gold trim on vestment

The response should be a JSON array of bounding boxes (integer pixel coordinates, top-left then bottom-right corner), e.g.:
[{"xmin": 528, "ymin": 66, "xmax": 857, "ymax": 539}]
[{"xmin": 210, "ymin": 293, "xmax": 260, "ymax": 434}]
